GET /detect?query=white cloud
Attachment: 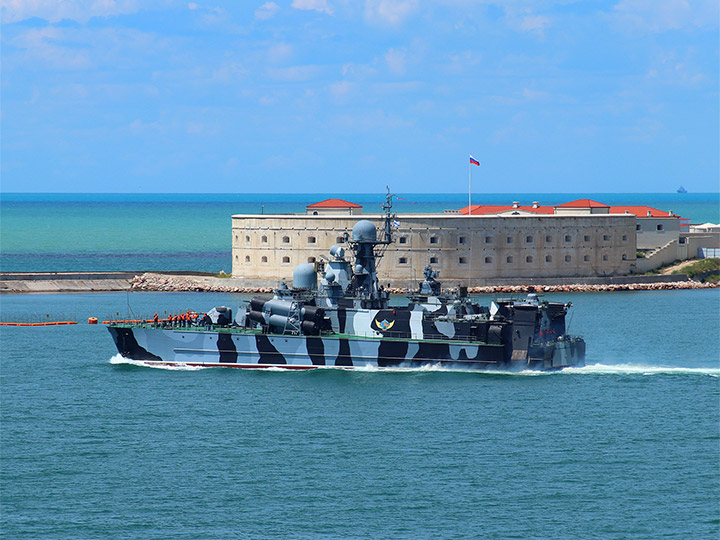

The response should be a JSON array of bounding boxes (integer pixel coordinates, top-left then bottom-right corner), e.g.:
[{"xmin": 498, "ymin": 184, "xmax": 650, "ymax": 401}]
[
  {"xmin": 255, "ymin": 1, "xmax": 280, "ymax": 20},
  {"xmin": 364, "ymin": 0, "xmax": 418, "ymax": 25},
  {"xmin": 267, "ymin": 42, "xmax": 294, "ymax": 64},
  {"xmin": 188, "ymin": 2, "xmax": 199, "ymax": 10},
  {"xmin": 613, "ymin": 0, "xmax": 718, "ymax": 32},
  {"xmin": 384, "ymin": 48, "xmax": 406, "ymax": 76},
  {"xmin": 1, "ymin": 0, "xmax": 141, "ymax": 24},
  {"xmin": 504, "ymin": 7, "xmax": 551, "ymax": 38},
  {"xmin": 291, "ymin": 0, "xmax": 333, "ymax": 15}
]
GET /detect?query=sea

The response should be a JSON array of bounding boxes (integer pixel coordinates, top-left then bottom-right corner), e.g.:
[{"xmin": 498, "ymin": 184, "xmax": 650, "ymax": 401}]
[{"xmin": 1, "ymin": 192, "xmax": 719, "ymax": 539}]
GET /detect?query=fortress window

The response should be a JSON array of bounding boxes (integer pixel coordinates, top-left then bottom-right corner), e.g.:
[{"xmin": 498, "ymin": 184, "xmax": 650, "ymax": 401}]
[
  {"xmin": 485, "ymin": 236, "xmax": 492, "ymax": 244},
  {"xmin": 458, "ymin": 257, "xmax": 467, "ymax": 264},
  {"xmin": 565, "ymin": 255, "xmax": 571, "ymax": 262},
  {"xmin": 622, "ymin": 254, "xmax": 628, "ymax": 261},
  {"xmin": 336, "ymin": 236, "xmax": 344, "ymax": 243},
  {"xmin": 484, "ymin": 257, "xmax": 492, "ymax": 263},
  {"xmin": 430, "ymin": 257, "xmax": 438, "ymax": 264},
  {"xmin": 506, "ymin": 236, "xmax": 513, "ymax": 244},
  {"xmin": 526, "ymin": 256, "xmax": 533, "ymax": 263},
  {"xmin": 282, "ymin": 236, "xmax": 290, "ymax": 243},
  {"xmin": 526, "ymin": 235, "xmax": 533, "ymax": 243},
  {"xmin": 282, "ymin": 256, "xmax": 290, "ymax": 263},
  {"xmin": 459, "ymin": 236, "xmax": 466, "ymax": 244},
  {"xmin": 262, "ymin": 235, "xmax": 268, "ymax": 243},
  {"xmin": 399, "ymin": 257, "xmax": 408, "ymax": 264},
  {"xmin": 584, "ymin": 235, "xmax": 590, "ymax": 242},
  {"xmin": 545, "ymin": 235, "xmax": 552, "ymax": 243},
  {"xmin": 603, "ymin": 234, "xmax": 610, "ymax": 241},
  {"xmin": 636, "ymin": 224, "xmax": 642, "ymax": 231},
  {"xmin": 564, "ymin": 235, "xmax": 571, "ymax": 242},
  {"xmin": 583, "ymin": 255, "xmax": 590, "ymax": 262},
  {"xmin": 430, "ymin": 236, "xmax": 438, "ymax": 244},
  {"xmin": 234, "ymin": 235, "xmax": 238, "ymax": 241},
  {"xmin": 657, "ymin": 224, "xmax": 664, "ymax": 231},
  {"xmin": 261, "ymin": 256, "xmax": 268, "ymax": 263},
  {"xmin": 308, "ymin": 236, "xmax": 316, "ymax": 244},
  {"xmin": 545, "ymin": 255, "xmax": 552, "ymax": 262},
  {"xmin": 602, "ymin": 255, "xmax": 608, "ymax": 261},
  {"xmin": 245, "ymin": 235, "xmax": 250, "ymax": 243},
  {"xmin": 506, "ymin": 256, "xmax": 513, "ymax": 263},
  {"xmin": 245, "ymin": 256, "xmax": 250, "ymax": 263},
  {"xmin": 399, "ymin": 237, "xmax": 407, "ymax": 244},
  {"xmin": 308, "ymin": 257, "xmax": 316, "ymax": 263}
]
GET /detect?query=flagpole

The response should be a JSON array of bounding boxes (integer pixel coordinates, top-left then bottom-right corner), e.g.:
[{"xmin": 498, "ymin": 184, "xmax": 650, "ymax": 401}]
[{"xmin": 468, "ymin": 158, "xmax": 472, "ymax": 216}]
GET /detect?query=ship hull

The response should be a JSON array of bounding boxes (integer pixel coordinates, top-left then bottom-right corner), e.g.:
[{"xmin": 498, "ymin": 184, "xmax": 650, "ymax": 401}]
[{"xmin": 108, "ymin": 325, "xmax": 585, "ymax": 371}]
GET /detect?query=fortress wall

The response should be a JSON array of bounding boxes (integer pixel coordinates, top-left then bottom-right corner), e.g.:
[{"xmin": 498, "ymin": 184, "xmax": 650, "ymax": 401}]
[{"xmin": 231, "ymin": 214, "xmax": 637, "ymax": 284}]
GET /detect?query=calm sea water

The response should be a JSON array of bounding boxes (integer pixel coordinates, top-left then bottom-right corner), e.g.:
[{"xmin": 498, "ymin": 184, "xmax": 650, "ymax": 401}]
[
  {"xmin": 1, "ymin": 289, "xmax": 719, "ymax": 539},
  {"xmin": 1, "ymin": 192, "xmax": 718, "ymax": 273}
]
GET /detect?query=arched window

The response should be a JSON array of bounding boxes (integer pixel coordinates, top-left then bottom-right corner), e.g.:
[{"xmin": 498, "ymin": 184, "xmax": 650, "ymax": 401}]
[
  {"xmin": 657, "ymin": 224, "xmax": 664, "ymax": 231},
  {"xmin": 245, "ymin": 235, "xmax": 250, "ymax": 243},
  {"xmin": 308, "ymin": 236, "xmax": 316, "ymax": 244},
  {"xmin": 282, "ymin": 256, "xmax": 290, "ymax": 263},
  {"xmin": 583, "ymin": 255, "xmax": 590, "ymax": 262},
  {"xmin": 526, "ymin": 235, "xmax": 533, "ymax": 243},
  {"xmin": 458, "ymin": 257, "xmax": 467, "ymax": 264},
  {"xmin": 506, "ymin": 256, "xmax": 513, "ymax": 263},
  {"xmin": 485, "ymin": 256, "xmax": 492, "ymax": 263},
  {"xmin": 308, "ymin": 257, "xmax": 316, "ymax": 263},
  {"xmin": 245, "ymin": 256, "xmax": 250, "ymax": 263},
  {"xmin": 261, "ymin": 256, "xmax": 268, "ymax": 263},
  {"xmin": 430, "ymin": 257, "xmax": 438, "ymax": 264},
  {"xmin": 262, "ymin": 235, "xmax": 268, "ymax": 243},
  {"xmin": 526, "ymin": 256, "xmax": 533, "ymax": 263},
  {"xmin": 565, "ymin": 255, "xmax": 571, "ymax": 262},
  {"xmin": 545, "ymin": 255, "xmax": 552, "ymax": 262},
  {"xmin": 564, "ymin": 235, "xmax": 571, "ymax": 242},
  {"xmin": 545, "ymin": 235, "xmax": 552, "ymax": 243},
  {"xmin": 282, "ymin": 236, "xmax": 290, "ymax": 243},
  {"xmin": 399, "ymin": 257, "xmax": 407, "ymax": 264},
  {"xmin": 602, "ymin": 254, "xmax": 608, "ymax": 261}
]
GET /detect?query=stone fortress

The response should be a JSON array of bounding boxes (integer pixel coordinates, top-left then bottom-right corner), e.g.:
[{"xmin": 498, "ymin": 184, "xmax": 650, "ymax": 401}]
[{"xmin": 231, "ymin": 198, "xmax": 718, "ymax": 287}]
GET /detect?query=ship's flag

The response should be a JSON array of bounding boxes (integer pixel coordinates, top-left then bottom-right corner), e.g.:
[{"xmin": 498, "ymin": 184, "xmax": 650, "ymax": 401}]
[{"xmin": 469, "ymin": 155, "xmax": 480, "ymax": 166}]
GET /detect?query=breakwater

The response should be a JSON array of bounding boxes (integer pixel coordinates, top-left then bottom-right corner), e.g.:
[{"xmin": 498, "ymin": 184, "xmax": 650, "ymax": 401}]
[{"xmin": 128, "ymin": 273, "xmax": 716, "ymax": 294}]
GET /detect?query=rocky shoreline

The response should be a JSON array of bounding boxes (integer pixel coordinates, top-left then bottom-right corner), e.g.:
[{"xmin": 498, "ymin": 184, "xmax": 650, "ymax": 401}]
[{"xmin": 129, "ymin": 272, "xmax": 717, "ymax": 295}]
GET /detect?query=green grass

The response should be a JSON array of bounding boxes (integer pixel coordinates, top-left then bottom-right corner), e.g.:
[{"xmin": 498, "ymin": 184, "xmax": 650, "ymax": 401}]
[{"xmin": 671, "ymin": 258, "xmax": 720, "ymax": 282}]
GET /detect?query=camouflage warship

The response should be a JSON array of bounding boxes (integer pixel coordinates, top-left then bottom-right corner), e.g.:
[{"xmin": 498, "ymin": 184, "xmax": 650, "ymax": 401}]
[{"xmin": 108, "ymin": 191, "xmax": 586, "ymax": 371}]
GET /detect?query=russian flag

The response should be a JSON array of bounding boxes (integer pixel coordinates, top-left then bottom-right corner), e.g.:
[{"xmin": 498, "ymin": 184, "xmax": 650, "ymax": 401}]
[{"xmin": 469, "ymin": 155, "xmax": 480, "ymax": 166}]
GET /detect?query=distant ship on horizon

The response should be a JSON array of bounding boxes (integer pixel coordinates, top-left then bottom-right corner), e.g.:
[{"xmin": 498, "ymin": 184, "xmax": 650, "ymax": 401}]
[{"xmin": 677, "ymin": 186, "xmax": 688, "ymax": 193}]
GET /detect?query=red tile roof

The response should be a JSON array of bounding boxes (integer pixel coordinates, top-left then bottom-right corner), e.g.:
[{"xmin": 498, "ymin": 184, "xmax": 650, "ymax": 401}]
[
  {"xmin": 555, "ymin": 199, "xmax": 610, "ymax": 208},
  {"xmin": 608, "ymin": 206, "xmax": 676, "ymax": 218},
  {"xmin": 306, "ymin": 198, "xmax": 362, "ymax": 208}
]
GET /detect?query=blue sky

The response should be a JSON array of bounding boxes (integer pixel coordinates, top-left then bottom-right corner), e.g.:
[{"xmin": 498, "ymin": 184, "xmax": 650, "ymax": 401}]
[{"xmin": 1, "ymin": 0, "xmax": 718, "ymax": 193}]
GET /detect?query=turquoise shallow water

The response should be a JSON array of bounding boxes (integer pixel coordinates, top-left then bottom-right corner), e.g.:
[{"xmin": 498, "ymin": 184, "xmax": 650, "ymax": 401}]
[
  {"xmin": 1, "ymin": 289, "xmax": 718, "ymax": 539},
  {"xmin": 1, "ymin": 192, "xmax": 718, "ymax": 272}
]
